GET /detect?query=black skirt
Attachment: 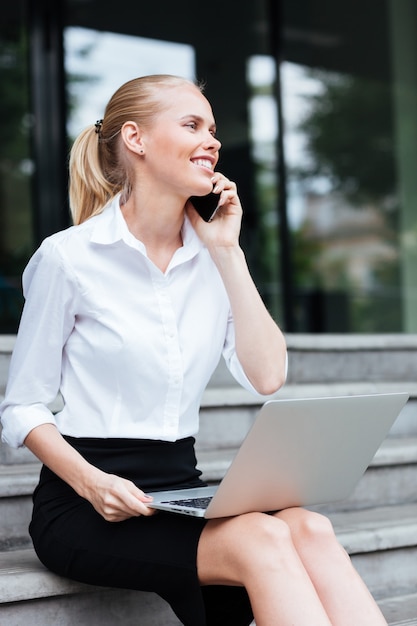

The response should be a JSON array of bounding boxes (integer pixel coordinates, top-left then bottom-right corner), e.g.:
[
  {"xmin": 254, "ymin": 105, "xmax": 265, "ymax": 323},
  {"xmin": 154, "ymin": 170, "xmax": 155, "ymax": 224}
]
[{"xmin": 29, "ymin": 436, "xmax": 253, "ymax": 626}]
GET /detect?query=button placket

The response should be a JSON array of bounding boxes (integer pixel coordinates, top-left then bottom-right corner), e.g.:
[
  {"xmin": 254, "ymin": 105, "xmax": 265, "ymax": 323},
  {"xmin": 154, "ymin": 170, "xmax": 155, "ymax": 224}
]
[{"xmin": 152, "ymin": 275, "xmax": 183, "ymax": 438}]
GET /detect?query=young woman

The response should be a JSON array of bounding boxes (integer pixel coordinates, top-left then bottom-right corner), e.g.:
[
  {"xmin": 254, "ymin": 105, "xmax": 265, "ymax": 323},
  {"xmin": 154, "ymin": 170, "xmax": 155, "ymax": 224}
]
[{"xmin": 0, "ymin": 75, "xmax": 387, "ymax": 626}]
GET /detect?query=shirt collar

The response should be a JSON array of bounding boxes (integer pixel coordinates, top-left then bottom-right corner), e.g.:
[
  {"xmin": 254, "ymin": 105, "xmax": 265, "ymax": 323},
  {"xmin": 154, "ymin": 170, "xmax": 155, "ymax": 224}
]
[
  {"xmin": 89, "ymin": 194, "xmax": 204, "ymax": 267},
  {"xmin": 89, "ymin": 195, "xmax": 132, "ymax": 246}
]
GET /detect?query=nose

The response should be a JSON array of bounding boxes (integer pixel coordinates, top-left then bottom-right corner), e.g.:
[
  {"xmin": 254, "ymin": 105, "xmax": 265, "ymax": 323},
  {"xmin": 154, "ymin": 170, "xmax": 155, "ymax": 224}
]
[
  {"xmin": 204, "ymin": 133, "xmax": 221, "ymax": 152},
  {"xmin": 213, "ymin": 136, "xmax": 221, "ymax": 151}
]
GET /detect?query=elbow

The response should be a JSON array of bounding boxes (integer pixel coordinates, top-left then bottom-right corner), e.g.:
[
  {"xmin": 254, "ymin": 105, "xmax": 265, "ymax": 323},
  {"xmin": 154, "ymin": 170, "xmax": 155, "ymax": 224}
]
[
  {"xmin": 253, "ymin": 373, "xmax": 286, "ymax": 396},
  {"xmin": 251, "ymin": 361, "xmax": 288, "ymax": 396},
  {"xmin": 240, "ymin": 342, "xmax": 288, "ymax": 396}
]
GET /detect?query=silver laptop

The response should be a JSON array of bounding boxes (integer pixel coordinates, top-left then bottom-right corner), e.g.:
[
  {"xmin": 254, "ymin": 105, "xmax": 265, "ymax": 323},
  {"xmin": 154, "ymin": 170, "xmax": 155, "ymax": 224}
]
[{"xmin": 148, "ymin": 392, "xmax": 409, "ymax": 518}]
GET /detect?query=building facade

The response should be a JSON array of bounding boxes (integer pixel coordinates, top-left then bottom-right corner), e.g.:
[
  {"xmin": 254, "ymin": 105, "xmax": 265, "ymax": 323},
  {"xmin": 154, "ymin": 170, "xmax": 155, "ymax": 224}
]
[{"xmin": 2, "ymin": 0, "xmax": 417, "ymax": 334}]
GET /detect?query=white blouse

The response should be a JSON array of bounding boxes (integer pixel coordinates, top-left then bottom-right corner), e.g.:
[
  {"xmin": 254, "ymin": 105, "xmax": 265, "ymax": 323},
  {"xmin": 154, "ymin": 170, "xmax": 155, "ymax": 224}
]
[{"xmin": 0, "ymin": 195, "xmax": 264, "ymax": 448}]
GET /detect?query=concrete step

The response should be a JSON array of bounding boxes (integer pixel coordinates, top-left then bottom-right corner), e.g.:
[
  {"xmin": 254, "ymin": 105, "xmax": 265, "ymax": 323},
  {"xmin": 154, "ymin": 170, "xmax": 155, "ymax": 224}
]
[
  {"xmin": 4, "ymin": 334, "xmax": 417, "ymax": 394},
  {"xmin": 1, "ymin": 380, "xmax": 417, "ymax": 465},
  {"xmin": 1, "ymin": 437, "xmax": 416, "ymax": 549},
  {"xmin": 3, "ymin": 549, "xmax": 415, "ymax": 626},
  {"xmin": 2, "ymin": 381, "xmax": 415, "ymax": 465},
  {"xmin": 0, "ymin": 462, "xmax": 40, "ymax": 550},
  {"xmin": 0, "ymin": 548, "xmax": 182, "ymax": 625},
  {"xmin": 327, "ymin": 503, "xmax": 417, "ymax": 595},
  {"xmin": 205, "ymin": 334, "xmax": 417, "ymax": 386},
  {"xmin": 1, "ymin": 503, "xmax": 416, "ymax": 625},
  {"xmin": 197, "ymin": 382, "xmax": 417, "ymax": 453},
  {"xmin": 376, "ymin": 592, "xmax": 417, "ymax": 626},
  {"xmin": 285, "ymin": 334, "xmax": 417, "ymax": 385}
]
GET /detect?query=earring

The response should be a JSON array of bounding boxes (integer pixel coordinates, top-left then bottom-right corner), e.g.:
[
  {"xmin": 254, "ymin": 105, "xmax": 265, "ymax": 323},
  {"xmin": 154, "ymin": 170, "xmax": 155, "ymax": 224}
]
[{"xmin": 139, "ymin": 148, "xmax": 144, "ymax": 154}]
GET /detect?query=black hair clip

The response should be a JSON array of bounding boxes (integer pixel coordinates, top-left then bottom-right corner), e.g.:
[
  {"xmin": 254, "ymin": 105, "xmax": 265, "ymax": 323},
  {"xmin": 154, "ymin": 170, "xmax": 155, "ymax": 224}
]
[{"xmin": 95, "ymin": 119, "xmax": 103, "ymax": 134}]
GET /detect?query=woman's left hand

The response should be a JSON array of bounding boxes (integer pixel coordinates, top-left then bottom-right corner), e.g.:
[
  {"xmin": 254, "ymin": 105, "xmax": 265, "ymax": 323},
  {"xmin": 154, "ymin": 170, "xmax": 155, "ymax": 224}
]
[{"xmin": 186, "ymin": 173, "xmax": 243, "ymax": 250}]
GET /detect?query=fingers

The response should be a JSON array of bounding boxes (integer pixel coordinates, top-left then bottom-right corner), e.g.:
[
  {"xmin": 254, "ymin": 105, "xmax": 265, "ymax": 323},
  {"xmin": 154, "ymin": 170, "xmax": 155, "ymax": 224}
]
[
  {"xmin": 100, "ymin": 494, "xmax": 157, "ymax": 522},
  {"xmin": 186, "ymin": 171, "xmax": 243, "ymax": 250},
  {"xmin": 92, "ymin": 474, "xmax": 157, "ymax": 522},
  {"xmin": 116, "ymin": 486, "xmax": 155, "ymax": 519},
  {"xmin": 211, "ymin": 173, "xmax": 238, "ymax": 209},
  {"xmin": 124, "ymin": 482, "xmax": 156, "ymax": 518}
]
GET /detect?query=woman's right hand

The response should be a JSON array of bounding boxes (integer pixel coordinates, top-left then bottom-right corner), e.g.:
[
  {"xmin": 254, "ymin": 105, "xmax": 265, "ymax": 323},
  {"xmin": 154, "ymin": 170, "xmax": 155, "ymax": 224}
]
[
  {"xmin": 24, "ymin": 424, "xmax": 156, "ymax": 522},
  {"xmin": 85, "ymin": 469, "xmax": 156, "ymax": 522}
]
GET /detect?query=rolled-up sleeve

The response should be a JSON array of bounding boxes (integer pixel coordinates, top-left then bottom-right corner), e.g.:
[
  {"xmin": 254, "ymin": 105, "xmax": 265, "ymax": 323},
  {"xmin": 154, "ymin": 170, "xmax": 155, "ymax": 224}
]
[{"xmin": 0, "ymin": 238, "xmax": 77, "ymax": 448}]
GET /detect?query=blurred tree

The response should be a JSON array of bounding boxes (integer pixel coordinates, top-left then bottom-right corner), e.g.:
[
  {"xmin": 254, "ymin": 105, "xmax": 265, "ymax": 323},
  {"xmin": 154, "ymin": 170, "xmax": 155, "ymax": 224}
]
[{"xmin": 295, "ymin": 70, "xmax": 397, "ymax": 209}]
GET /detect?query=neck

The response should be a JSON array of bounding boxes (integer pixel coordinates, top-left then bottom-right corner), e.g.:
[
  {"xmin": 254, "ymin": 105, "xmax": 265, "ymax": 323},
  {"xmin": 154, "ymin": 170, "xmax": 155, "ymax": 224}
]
[{"xmin": 120, "ymin": 191, "xmax": 185, "ymax": 272}]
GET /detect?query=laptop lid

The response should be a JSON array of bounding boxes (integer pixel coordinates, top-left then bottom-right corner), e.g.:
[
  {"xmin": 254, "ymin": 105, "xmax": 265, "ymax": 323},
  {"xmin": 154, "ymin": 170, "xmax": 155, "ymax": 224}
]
[{"xmin": 149, "ymin": 392, "xmax": 409, "ymax": 518}]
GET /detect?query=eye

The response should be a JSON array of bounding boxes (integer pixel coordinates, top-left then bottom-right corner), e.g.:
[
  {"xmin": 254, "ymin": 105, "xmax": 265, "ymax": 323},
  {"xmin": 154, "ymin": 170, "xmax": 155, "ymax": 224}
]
[{"xmin": 185, "ymin": 121, "xmax": 197, "ymax": 130}]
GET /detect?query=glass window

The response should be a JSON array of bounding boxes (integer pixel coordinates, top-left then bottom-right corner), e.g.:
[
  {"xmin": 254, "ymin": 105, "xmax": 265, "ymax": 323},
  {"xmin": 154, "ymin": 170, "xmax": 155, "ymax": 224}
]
[
  {"xmin": 65, "ymin": 27, "xmax": 195, "ymax": 140},
  {"xmin": 0, "ymin": 3, "xmax": 32, "ymax": 333},
  {"xmin": 247, "ymin": 55, "xmax": 282, "ymax": 322},
  {"xmin": 7, "ymin": 0, "xmax": 417, "ymax": 335},
  {"xmin": 280, "ymin": 0, "xmax": 417, "ymax": 332},
  {"xmin": 63, "ymin": 0, "xmax": 284, "ymax": 320}
]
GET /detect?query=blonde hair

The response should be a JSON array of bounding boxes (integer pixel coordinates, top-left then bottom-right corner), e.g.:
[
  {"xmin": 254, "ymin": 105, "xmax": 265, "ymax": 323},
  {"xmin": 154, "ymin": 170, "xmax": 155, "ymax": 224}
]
[{"xmin": 69, "ymin": 74, "xmax": 201, "ymax": 225}]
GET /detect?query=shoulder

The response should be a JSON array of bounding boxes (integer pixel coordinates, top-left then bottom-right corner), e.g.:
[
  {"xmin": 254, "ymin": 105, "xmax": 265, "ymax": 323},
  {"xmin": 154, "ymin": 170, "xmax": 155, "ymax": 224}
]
[
  {"xmin": 34, "ymin": 208, "xmax": 110, "ymax": 263},
  {"xmin": 44, "ymin": 213, "xmax": 102, "ymax": 249},
  {"xmin": 22, "ymin": 213, "xmax": 105, "ymax": 287}
]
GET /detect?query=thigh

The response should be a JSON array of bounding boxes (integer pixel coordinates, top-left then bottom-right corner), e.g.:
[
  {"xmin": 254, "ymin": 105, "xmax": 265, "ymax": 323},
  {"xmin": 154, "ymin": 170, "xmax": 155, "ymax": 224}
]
[
  {"xmin": 30, "ymin": 468, "xmax": 208, "ymax": 625},
  {"xmin": 197, "ymin": 511, "xmax": 289, "ymax": 586},
  {"xmin": 30, "ymin": 468, "xmax": 253, "ymax": 626},
  {"xmin": 30, "ymin": 484, "xmax": 205, "ymax": 587}
]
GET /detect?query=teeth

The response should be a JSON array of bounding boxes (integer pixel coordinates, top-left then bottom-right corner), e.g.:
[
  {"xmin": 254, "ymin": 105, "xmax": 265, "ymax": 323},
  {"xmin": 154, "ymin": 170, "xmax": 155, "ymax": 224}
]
[{"xmin": 193, "ymin": 159, "xmax": 212, "ymax": 169}]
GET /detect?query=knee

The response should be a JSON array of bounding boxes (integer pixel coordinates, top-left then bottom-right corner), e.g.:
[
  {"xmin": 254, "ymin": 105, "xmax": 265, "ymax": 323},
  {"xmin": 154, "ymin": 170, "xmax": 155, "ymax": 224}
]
[
  {"xmin": 198, "ymin": 512, "xmax": 294, "ymax": 586},
  {"xmin": 235, "ymin": 512, "xmax": 293, "ymax": 555},
  {"xmin": 300, "ymin": 509, "xmax": 335, "ymax": 539},
  {"xmin": 280, "ymin": 508, "xmax": 337, "ymax": 545}
]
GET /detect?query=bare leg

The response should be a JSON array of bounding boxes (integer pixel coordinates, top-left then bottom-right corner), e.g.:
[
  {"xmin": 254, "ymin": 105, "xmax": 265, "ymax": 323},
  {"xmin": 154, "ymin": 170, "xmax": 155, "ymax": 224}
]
[
  {"xmin": 197, "ymin": 509, "xmax": 388, "ymax": 626},
  {"xmin": 197, "ymin": 512, "xmax": 332, "ymax": 626},
  {"xmin": 274, "ymin": 508, "xmax": 387, "ymax": 626}
]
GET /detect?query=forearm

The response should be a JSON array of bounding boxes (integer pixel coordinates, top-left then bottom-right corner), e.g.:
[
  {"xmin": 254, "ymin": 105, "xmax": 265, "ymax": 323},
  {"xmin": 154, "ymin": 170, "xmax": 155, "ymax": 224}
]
[
  {"xmin": 24, "ymin": 424, "xmax": 155, "ymax": 521},
  {"xmin": 24, "ymin": 424, "xmax": 102, "ymax": 500},
  {"xmin": 211, "ymin": 245, "xmax": 287, "ymax": 395}
]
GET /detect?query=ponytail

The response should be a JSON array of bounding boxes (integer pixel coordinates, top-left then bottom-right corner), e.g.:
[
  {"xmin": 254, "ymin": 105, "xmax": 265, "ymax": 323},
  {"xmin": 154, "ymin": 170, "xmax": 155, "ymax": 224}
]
[{"xmin": 69, "ymin": 126, "xmax": 120, "ymax": 225}]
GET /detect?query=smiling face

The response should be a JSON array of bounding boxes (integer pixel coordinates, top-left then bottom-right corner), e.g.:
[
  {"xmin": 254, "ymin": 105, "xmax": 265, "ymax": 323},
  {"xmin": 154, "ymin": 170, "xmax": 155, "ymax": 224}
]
[{"xmin": 136, "ymin": 85, "xmax": 222, "ymax": 199}]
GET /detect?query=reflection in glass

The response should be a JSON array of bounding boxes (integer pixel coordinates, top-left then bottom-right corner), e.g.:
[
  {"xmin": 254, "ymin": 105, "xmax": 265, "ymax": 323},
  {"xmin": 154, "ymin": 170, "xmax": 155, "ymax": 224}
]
[
  {"xmin": 281, "ymin": 62, "xmax": 401, "ymax": 332},
  {"xmin": 64, "ymin": 27, "xmax": 195, "ymax": 140},
  {"xmin": 247, "ymin": 55, "xmax": 282, "ymax": 322},
  {"xmin": 388, "ymin": 0, "xmax": 417, "ymax": 333},
  {"xmin": 0, "ymin": 4, "xmax": 32, "ymax": 332}
]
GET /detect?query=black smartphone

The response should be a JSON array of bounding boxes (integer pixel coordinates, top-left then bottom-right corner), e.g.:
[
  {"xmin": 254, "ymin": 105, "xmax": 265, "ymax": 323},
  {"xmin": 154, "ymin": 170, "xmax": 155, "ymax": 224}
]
[{"xmin": 189, "ymin": 192, "xmax": 220, "ymax": 222}]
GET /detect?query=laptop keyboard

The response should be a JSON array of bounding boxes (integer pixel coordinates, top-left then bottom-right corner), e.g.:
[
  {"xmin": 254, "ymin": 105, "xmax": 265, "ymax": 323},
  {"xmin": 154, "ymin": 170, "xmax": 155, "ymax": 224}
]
[{"xmin": 161, "ymin": 496, "xmax": 213, "ymax": 509}]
